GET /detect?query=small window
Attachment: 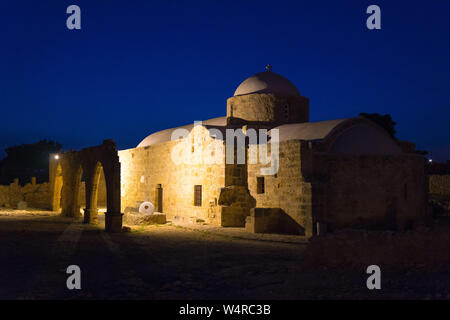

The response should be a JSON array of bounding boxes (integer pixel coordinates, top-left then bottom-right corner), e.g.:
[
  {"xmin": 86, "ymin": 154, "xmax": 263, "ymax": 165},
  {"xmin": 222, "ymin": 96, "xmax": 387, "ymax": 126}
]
[
  {"xmin": 284, "ymin": 104, "xmax": 289, "ymax": 122},
  {"xmin": 257, "ymin": 177, "xmax": 265, "ymax": 194},
  {"xmin": 194, "ymin": 185, "xmax": 202, "ymax": 206}
]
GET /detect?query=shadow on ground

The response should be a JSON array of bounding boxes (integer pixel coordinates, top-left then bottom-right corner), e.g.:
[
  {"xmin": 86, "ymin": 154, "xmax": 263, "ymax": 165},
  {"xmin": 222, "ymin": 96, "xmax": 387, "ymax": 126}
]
[{"xmin": 0, "ymin": 211, "xmax": 448, "ymax": 299}]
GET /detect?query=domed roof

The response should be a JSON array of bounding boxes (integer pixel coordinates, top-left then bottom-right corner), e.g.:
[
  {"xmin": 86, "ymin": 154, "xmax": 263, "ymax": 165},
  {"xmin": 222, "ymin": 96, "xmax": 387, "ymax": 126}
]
[
  {"xmin": 234, "ymin": 67, "xmax": 300, "ymax": 97},
  {"xmin": 269, "ymin": 118, "xmax": 403, "ymax": 155},
  {"xmin": 137, "ymin": 116, "xmax": 227, "ymax": 148}
]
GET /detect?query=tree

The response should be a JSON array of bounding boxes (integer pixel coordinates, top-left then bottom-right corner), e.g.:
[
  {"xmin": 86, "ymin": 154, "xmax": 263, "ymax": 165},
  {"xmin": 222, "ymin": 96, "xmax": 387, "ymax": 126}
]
[
  {"xmin": 360, "ymin": 113, "xmax": 397, "ymax": 139},
  {"xmin": 0, "ymin": 140, "xmax": 62, "ymax": 185}
]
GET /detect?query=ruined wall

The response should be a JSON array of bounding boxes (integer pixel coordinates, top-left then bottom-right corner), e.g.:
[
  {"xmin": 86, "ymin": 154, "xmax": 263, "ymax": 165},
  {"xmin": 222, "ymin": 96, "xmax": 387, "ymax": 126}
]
[
  {"xmin": 247, "ymin": 140, "xmax": 311, "ymax": 235},
  {"xmin": 0, "ymin": 178, "xmax": 51, "ymax": 209},
  {"xmin": 429, "ymin": 175, "xmax": 450, "ymax": 196},
  {"xmin": 0, "ymin": 185, "xmax": 8, "ymax": 207},
  {"xmin": 119, "ymin": 126, "xmax": 225, "ymax": 225},
  {"xmin": 317, "ymin": 154, "xmax": 427, "ymax": 231}
]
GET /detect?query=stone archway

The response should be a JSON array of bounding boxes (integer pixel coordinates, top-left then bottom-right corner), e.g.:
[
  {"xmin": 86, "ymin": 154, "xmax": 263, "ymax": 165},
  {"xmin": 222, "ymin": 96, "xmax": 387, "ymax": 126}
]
[
  {"xmin": 83, "ymin": 161, "xmax": 106, "ymax": 225},
  {"xmin": 51, "ymin": 163, "xmax": 64, "ymax": 212},
  {"xmin": 49, "ymin": 151, "xmax": 82, "ymax": 217},
  {"xmin": 74, "ymin": 165, "xmax": 85, "ymax": 218},
  {"xmin": 49, "ymin": 140, "xmax": 123, "ymax": 232}
]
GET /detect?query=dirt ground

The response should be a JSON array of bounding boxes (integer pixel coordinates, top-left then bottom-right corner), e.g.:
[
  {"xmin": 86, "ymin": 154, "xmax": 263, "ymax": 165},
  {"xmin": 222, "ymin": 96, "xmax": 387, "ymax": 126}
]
[{"xmin": 0, "ymin": 210, "xmax": 448, "ymax": 300}]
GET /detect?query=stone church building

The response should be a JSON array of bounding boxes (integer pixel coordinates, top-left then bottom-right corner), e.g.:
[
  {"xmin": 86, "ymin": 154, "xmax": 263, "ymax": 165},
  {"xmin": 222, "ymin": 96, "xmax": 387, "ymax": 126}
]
[{"xmin": 49, "ymin": 67, "xmax": 428, "ymax": 237}]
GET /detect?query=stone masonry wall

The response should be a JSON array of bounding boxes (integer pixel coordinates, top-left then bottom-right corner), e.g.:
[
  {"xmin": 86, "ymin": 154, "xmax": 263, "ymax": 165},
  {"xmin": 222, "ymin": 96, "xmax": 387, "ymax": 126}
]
[
  {"xmin": 0, "ymin": 173, "xmax": 106, "ymax": 211},
  {"xmin": 247, "ymin": 140, "xmax": 311, "ymax": 235},
  {"xmin": 227, "ymin": 93, "xmax": 309, "ymax": 125},
  {"xmin": 317, "ymin": 154, "xmax": 427, "ymax": 231},
  {"xmin": 0, "ymin": 178, "xmax": 51, "ymax": 209},
  {"xmin": 119, "ymin": 126, "xmax": 225, "ymax": 225},
  {"xmin": 429, "ymin": 175, "xmax": 450, "ymax": 196}
]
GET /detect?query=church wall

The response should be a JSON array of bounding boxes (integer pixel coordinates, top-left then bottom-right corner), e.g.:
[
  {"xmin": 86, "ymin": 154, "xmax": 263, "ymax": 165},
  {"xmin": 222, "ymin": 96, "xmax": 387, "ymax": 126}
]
[
  {"xmin": 118, "ymin": 136, "xmax": 225, "ymax": 225},
  {"xmin": 247, "ymin": 140, "xmax": 312, "ymax": 235},
  {"xmin": 317, "ymin": 154, "xmax": 427, "ymax": 230},
  {"xmin": 247, "ymin": 142, "xmax": 428, "ymax": 236}
]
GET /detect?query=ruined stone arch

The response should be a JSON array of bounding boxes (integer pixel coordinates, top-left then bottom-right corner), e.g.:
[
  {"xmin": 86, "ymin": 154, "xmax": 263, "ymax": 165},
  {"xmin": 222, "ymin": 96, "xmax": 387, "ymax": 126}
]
[
  {"xmin": 49, "ymin": 140, "xmax": 123, "ymax": 232},
  {"xmin": 82, "ymin": 160, "xmax": 107, "ymax": 225},
  {"xmin": 50, "ymin": 163, "xmax": 64, "ymax": 212},
  {"xmin": 72, "ymin": 164, "xmax": 84, "ymax": 218},
  {"xmin": 88, "ymin": 161, "xmax": 105, "ymax": 219},
  {"xmin": 52, "ymin": 150, "xmax": 83, "ymax": 218},
  {"xmin": 91, "ymin": 162, "xmax": 104, "ymax": 207}
]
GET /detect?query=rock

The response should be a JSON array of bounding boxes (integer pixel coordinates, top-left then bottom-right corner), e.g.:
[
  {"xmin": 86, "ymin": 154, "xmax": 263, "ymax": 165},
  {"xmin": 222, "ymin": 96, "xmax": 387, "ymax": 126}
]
[
  {"xmin": 125, "ymin": 212, "xmax": 166, "ymax": 225},
  {"xmin": 122, "ymin": 226, "xmax": 132, "ymax": 232}
]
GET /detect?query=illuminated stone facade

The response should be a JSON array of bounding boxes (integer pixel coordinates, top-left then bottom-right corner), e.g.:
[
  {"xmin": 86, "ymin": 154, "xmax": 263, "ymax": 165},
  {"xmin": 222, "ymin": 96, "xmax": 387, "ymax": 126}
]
[
  {"xmin": 119, "ymin": 126, "xmax": 225, "ymax": 226},
  {"xmin": 49, "ymin": 69, "xmax": 429, "ymax": 236}
]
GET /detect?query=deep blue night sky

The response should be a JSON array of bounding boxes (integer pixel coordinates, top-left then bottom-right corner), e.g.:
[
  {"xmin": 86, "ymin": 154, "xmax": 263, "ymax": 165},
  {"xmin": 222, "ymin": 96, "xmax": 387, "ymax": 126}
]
[{"xmin": 1, "ymin": 0, "xmax": 449, "ymax": 160}]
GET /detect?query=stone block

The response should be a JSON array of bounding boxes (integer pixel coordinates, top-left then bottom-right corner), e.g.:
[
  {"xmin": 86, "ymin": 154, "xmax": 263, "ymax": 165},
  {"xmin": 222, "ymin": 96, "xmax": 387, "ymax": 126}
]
[{"xmin": 125, "ymin": 212, "xmax": 167, "ymax": 225}]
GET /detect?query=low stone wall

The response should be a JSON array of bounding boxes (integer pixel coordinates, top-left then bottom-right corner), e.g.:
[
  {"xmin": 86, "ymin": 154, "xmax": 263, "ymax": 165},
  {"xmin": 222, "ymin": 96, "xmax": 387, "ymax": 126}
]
[
  {"xmin": 429, "ymin": 175, "xmax": 450, "ymax": 196},
  {"xmin": 0, "ymin": 178, "xmax": 51, "ymax": 209}
]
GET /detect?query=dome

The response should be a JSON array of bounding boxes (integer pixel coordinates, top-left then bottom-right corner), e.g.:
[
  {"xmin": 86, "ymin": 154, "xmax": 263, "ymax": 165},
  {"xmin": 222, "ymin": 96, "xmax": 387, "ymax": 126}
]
[
  {"xmin": 234, "ymin": 69, "xmax": 300, "ymax": 97},
  {"xmin": 137, "ymin": 116, "xmax": 227, "ymax": 148},
  {"xmin": 269, "ymin": 118, "xmax": 402, "ymax": 155}
]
